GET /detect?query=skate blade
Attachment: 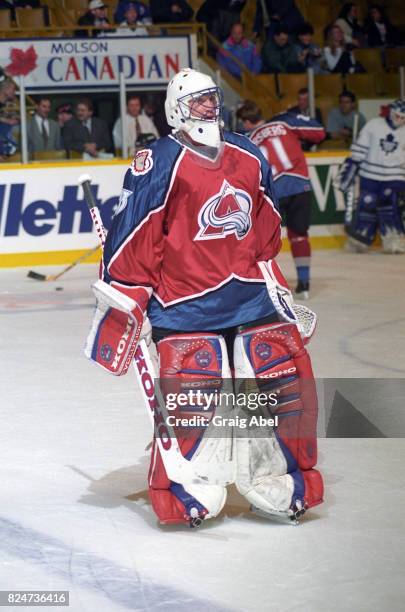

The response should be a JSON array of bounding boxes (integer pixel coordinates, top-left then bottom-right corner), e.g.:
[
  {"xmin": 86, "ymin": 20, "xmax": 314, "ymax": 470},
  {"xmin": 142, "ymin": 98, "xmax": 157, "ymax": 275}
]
[{"xmin": 250, "ymin": 505, "xmax": 300, "ymax": 525}]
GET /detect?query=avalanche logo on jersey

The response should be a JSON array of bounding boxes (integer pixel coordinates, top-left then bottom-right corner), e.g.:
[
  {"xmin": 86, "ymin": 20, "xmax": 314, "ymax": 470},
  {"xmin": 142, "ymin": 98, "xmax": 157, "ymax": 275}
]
[
  {"xmin": 130, "ymin": 148, "xmax": 153, "ymax": 176},
  {"xmin": 195, "ymin": 179, "xmax": 252, "ymax": 241},
  {"xmin": 380, "ymin": 133, "xmax": 398, "ymax": 154}
]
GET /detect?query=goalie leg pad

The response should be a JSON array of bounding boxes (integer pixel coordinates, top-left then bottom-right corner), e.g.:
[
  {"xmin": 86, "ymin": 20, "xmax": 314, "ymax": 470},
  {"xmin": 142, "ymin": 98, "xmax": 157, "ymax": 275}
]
[
  {"xmin": 376, "ymin": 185, "xmax": 405, "ymax": 253},
  {"xmin": 148, "ymin": 333, "xmax": 233, "ymax": 526},
  {"xmin": 233, "ymin": 322, "xmax": 323, "ymax": 516},
  {"xmin": 347, "ymin": 180, "xmax": 378, "ymax": 246}
]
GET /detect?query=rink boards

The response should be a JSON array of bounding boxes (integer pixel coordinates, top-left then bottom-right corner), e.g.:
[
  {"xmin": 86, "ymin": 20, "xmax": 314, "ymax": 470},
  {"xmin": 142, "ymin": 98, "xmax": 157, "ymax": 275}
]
[{"xmin": 0, "ymin": 153, "xmax": 347, "ymax": 267}]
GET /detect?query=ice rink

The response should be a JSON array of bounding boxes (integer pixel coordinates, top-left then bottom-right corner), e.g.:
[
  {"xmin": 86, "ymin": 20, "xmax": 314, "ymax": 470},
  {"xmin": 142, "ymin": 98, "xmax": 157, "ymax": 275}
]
[{"xmin": 1, "ymin": 249, "xmax": 405, "ymax": 612}]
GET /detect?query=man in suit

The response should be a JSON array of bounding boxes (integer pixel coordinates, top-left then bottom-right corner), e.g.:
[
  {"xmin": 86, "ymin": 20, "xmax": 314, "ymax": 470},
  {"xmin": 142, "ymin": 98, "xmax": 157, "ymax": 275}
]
[
  {"xmin": 112, "ymin": 95, "xmax": 159, "ymax": 156},
  {"xmin": 27, "ymin": 96, "xmax": 61, "ymax": 154},
  {"xmin": 63, "ymin": 98, "xmax": 112, "ymax": 157}
]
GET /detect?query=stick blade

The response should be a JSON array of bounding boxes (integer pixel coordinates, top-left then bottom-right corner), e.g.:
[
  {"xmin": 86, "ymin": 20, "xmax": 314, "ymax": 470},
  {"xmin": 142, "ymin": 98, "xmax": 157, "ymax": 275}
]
[{"xmin": 27, "ymin": 270, "xmax": 48, "ymax": 281}]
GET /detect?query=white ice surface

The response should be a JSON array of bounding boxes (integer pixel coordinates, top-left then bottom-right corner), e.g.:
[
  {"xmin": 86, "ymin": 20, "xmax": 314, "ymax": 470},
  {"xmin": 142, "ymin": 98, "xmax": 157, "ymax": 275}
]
[{"xmin": 1, "ymin": 250, "xmax": 405, "ymax": 612}]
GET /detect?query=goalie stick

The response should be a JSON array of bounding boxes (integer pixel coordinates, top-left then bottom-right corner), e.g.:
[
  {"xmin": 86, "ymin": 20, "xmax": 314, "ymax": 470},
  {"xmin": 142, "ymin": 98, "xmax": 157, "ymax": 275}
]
[
  {"xmin": 78, "ymin": 174, "xmax": 235, "ymax": 487},
  {"xmin": 27, "ymin": 244, "xmax": 101, "ymax": 282},
  {"xmin": 344, "ymin": 112, "xmax": 360, "ymax": 228}
]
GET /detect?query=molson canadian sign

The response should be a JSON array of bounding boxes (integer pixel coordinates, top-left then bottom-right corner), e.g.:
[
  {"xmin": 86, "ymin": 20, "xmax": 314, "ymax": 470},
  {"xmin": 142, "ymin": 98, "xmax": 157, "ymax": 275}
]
[
  {"xmin": 0, "ymin": 155, "xmax": 347, "ymax": 267},
  {"xmin": 0, "ymin": 37, "xmax": 192, "ymax": 90}
]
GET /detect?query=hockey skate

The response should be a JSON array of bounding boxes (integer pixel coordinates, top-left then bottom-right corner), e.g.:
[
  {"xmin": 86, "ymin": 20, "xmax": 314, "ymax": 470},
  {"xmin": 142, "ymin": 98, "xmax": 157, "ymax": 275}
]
[
  {"xmin": 295, "ymin": 280, "xmax": 309, "ymax": 300},
  {"xmin": 250, "ymin": 500, "xmax": 307, "ymax": 526},
  {"xmin": 381, "ymin": 231, "xmax": 405, "ymax": 254},
  {"xmin": 344, "ymin": 235, "xmax": 369, "ymax": 253}
]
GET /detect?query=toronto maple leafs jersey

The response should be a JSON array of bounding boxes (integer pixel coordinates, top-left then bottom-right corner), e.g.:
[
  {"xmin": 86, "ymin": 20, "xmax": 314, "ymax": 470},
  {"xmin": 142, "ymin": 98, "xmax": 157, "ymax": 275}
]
[
  {"xmin": 351, "ymin": 117, "xmax": 405, "ymax": 183},
  {"xmin": 248, "ymin": 113, "xmax": 325, "ymax": 199},
  {"xmin": 101, "ymin": 131, "xmax": 282, "ymax": 331}
]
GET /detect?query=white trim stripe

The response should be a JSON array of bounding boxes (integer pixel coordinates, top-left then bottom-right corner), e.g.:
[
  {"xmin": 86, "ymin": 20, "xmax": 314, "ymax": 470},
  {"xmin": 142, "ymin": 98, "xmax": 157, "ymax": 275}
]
[{"xmin": 153, "ymin": 272, "xmax": 267, "ymax": 307}]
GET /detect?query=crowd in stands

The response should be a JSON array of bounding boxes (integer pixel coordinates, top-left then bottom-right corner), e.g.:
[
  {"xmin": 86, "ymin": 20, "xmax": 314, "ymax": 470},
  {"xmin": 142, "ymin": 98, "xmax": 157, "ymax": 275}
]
[
  {"xmin": 215, "ymin": 2, "xmax": 403, "ymax": 78},
  {"xmin": 21, "ymin": 93, "xmax": 162, "ymax": 160},
  {"xmin": 76, "ymin": 0, "xmax": 195, "ymax": 36},
  {"xmin": 0, "ymin": 0, "xmax": 404, "ymax": 159}
]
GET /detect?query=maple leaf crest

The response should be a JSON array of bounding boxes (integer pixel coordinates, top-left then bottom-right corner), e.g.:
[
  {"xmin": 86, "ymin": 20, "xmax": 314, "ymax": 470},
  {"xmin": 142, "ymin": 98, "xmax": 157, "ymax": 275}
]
[{"xmin": 5, "ymin": 45, "xmax": 38, "ymax": 77}]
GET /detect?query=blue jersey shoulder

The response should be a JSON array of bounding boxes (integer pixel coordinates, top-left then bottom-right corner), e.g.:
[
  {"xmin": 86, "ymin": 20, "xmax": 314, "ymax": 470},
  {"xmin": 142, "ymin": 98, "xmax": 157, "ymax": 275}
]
[
  {"xmin": 269, "ymin": 112, "xmax": 322, "ymax": 129},
  {"xmin": 225, "ymin": 129, "xmax": 265, "ymax": 160},
  {"xmin": 122, "ymin": 135, "xmax": 181, "ymax": 194},
  {"xmin": 224, "ymin": 130, "xmax": 275, "ymax": 194},
  {"xmin": 103, "ymin": 136, "xmax": 182, "ymax": 274}
]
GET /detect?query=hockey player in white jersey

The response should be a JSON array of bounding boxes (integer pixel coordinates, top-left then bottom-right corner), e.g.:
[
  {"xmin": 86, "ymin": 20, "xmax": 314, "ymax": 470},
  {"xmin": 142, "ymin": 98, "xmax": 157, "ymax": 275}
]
[{"xmin": 338, "ymin": 99, "xmax": 405, "ymax": 253}]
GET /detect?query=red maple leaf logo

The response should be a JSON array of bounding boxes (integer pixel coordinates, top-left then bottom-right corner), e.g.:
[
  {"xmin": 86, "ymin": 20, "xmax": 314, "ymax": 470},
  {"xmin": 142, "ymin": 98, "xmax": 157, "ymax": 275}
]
[{"xmin": 5, "ymin": 45, "xmax": 38, "ymax": 77}]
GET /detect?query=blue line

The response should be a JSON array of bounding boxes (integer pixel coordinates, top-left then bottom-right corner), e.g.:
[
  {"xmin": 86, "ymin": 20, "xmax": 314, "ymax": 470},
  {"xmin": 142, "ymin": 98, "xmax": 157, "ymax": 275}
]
[{"xmin": 0, "ymin": 516, "xmax": 232, "ymax": 611}]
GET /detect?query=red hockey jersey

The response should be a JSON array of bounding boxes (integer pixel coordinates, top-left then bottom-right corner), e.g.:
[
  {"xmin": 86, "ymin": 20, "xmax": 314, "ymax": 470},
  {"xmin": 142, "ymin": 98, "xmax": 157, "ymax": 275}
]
[
  {"xmin": 102, "ymin": 131, "xmax": 282, "ymax": 331},
  {"xmin": 249, "ymin": 113, "xmax": 325, "ymax": 198}
]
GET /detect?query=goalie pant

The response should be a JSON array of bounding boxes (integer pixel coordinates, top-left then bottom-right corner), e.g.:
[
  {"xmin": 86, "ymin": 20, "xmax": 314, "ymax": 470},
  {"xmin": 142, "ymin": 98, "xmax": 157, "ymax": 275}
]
[{"xmin": 148, "ymin": 318, "xmax": 324, "ymax": 526}]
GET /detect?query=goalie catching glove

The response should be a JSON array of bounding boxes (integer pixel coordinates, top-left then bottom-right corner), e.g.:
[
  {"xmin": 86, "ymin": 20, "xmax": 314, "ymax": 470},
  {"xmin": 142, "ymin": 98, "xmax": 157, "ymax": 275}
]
[
  {"xmin": 258, "ymin": 259, "xmax": 317, "ymax": 343},
  {"xmin": 84, "ymin": 280, "xmax": 152, "ymax": 375}
]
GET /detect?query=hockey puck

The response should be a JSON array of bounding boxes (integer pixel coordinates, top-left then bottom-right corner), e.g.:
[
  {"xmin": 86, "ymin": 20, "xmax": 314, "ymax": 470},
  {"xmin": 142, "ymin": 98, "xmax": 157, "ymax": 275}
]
[{"xmin": 55, "ymin": 287, "xmax": 64, "ymax": 291}]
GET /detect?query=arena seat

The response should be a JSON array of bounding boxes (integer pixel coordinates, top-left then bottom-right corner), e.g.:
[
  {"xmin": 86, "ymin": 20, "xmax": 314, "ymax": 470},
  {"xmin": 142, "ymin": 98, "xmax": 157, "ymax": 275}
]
[
  {"xmin": 277, "ymin": 73, "xmax": 308, "ymax": 98},
  {"xmin": 306, "ymin": 4, "xmax": 331, "ymax": 28},
  {"xmin": 344, "ymin": 73, "xmax": 378, "ymax": 97},
  {"xmin": 385, "ymin": 48, "xmax": 405, "ymax": 71},
  {"xmin": 314, "ymin": 74, "xmax": 344, "ymax": 98},
  {"xmin": 375, "ymin": 72, "xmax": 401, "ymax": 98},
  {"xmin": 353, "ymin": 48, "xmax": 383, "ymax": 73},
  {"xmin": 16, "ymin": 8, "xmax": 46, "ymax": 29},
  {"xmin": 64, "ymin": 0, "xmax": 88, "ymax": 9},
  {"xmin": 0, "ymin": 9, "xmax": 11, "ymax": 31},
  {"xmin": 255, "ymin": 74, "xmax": 278, "ymax": 99},
  {"xmin": 316, "ymin": 96, "xmax": 336, "ymax": 125}
]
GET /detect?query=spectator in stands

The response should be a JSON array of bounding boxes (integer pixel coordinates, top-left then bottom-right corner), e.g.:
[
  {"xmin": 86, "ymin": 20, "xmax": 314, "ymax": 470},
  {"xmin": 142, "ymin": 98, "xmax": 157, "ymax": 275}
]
[
  {"xmin": 76, "ymin": 0, "xmax": 113, "ymax": 38},
  {"xmin": 326, "ymin": 90, "xmax": 365, "ymax": 140},
  {"xmin": 142, "ymin": 93, "xmax": 170, "ymax": 136},
  {"xmin": 0, "ymin": 77, "xmax": 19, "ymax": 156},
  {"xmin": 149, "ymin": 0, "xmax": 193, "ymax": 24},
  {"xmin": 289, "ymin": 87, "xmax": 323, "ymax": 125},
  {"xmin": 196, "ymin": 0, "xmax": 246, "ymax": 43},
  {"xmin": 323, "ymin": 25, "xmax": 358, "ymax": 74},
  {"xmin": 113, "ymin": 95, "xmax": 159, "ymax": 156},
  {"xmin": 0, "ymin": 77, "xmax": 18, "ymax": 121},
  {"xmin": 63, "ymin": 98, "xmax": 112, "ymax": 157},
  {"xmin": 114, "ymin": 0, "xmax": 151, "ymax": 24},
  {"xmin": 253, "ymin": 0, "xmax": 305, "ymax": 38},
  {"xmin": 288, "ymin": 87, "xmax": 323, "ymax": 151},
  {"xmin": 217, "ymin": 22, "xmax": 261, "ymax": 80},
  {"xmin": 56, "ymin": 103, "xmax": 73, "ymax": 129},
  {"xmin": 27, "ymin": 96, "xmax": 61, "ymax": 154},
  {"xmin": 261, "ymin": 25, "xmax": 300, "ymax": 74},
  {"xmin": 295, "ymin": 23, "xmax": 324, "ymax": 74},
  {"xmin": 113, "ymin": 2, "xmax": 149, "ymax": 35},
  {"xmin": 364, "ymin": 5, "xmax": 400, "ymax": 48},
  {"xmin": 334, "ymin": 2, "xmax": 364, "ymax": 47}
]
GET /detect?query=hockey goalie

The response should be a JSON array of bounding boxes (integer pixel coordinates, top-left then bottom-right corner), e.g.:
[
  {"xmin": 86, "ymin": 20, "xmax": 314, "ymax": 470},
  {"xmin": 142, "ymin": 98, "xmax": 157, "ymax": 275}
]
[
  {"xmin": 85, "ymin": 68, "xmax": 323, "ymax": 527},
  {"xmin": 337, "ymin": 99, "xmax": 405, "ymax": 254}
]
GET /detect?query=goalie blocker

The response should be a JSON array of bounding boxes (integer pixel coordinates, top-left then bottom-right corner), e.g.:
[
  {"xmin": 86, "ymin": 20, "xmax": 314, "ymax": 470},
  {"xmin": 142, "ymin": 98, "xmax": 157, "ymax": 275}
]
[{"xmin": 85, "ymin": 280, "xmax": 151, "ymax": 376}]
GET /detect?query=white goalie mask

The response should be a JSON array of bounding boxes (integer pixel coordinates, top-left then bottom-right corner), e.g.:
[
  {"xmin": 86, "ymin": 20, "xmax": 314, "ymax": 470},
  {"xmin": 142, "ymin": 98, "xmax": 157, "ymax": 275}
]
[
  {"xmin": 165, "ymin": 68, "xmax": 223, "ymax": 148},
  {"xmin": 389, "ymin": 99, "xmax": 405, "ymax": 129}
]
